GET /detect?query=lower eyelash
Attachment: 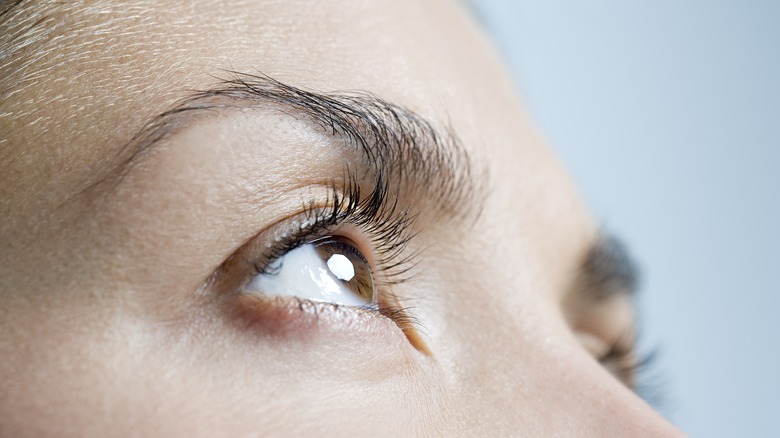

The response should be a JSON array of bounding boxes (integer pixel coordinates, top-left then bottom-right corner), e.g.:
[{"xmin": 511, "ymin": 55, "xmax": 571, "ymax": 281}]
[
  {"xmin": 601, "ymin": 329, "xmax": 667, "ymax": 409},
  {"xmin": 631, "ymin": 347, "xmax": 668, "ymax": 411},
  {"xmin": 229, "ymin": 294, "xmax": 382, "ymax": 334},
  {"xmin": 226, "ymin": 293, "xmax": 427, "ymax": 353}
]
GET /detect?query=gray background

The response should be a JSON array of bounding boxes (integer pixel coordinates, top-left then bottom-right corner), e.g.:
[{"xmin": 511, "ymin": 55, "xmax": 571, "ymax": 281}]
[{"xmin": 473, "ymin": 1, "xmax": 780, "ymax": 436}]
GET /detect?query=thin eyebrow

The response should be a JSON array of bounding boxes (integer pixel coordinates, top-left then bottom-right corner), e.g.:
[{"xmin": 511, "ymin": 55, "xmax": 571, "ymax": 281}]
[
  {"xmin": 107, "ymin": 72, "xmax": 483, "ymax": 223},
  {"xmin": 576, "ymin": 234, "xmax": 641, "ymax": 300}
]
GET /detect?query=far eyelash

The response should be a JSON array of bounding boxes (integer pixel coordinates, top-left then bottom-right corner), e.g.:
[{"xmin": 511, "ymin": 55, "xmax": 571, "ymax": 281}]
[{"xmin": 600, "ymin": 328, "xmax": 668, "ymax": 410}]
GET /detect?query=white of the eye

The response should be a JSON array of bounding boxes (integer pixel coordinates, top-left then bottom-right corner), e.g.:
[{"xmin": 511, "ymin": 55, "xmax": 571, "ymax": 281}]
[
  {"xmin": 246, "ymin": 244, "xmax": 367, "ymax": 306},
  {"xmin": 327, "ymin": 254, "xmax": 355, "ymax": 281}
]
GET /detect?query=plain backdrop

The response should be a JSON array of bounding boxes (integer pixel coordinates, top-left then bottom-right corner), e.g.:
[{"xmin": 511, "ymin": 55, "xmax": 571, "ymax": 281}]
[{"xmin": 472, "ymin": 1, "xmax": 780, "ymax": 436}]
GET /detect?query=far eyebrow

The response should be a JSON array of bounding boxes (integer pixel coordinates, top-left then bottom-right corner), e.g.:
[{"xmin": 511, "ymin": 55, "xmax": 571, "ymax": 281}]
[
  {"xmin": 576, "ymin": 234, "xmax": 641, "ymax": 301},
  {"xmin": 107, "ymin": 72, "xmax": 483, "ymax": 223}
]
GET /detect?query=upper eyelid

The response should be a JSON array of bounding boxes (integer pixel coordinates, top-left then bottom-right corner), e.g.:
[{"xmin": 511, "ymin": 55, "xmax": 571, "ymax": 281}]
[
  {"xmin": 221, "ymin": 172, "xmax": 420, "ymax": 293},
  {"xmin": 206, "ymin": 173, "xmax": 429, "ymax": 351}
]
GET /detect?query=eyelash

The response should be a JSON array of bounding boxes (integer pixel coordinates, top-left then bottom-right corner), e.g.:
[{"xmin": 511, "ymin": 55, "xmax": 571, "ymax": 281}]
[
  {"xmin": 600, "ymin": 329, "xmax": 666, "ymax": 408},
  {"xmin": 249, "ymin": 167, "xmax": 424, "ymax": 334}
]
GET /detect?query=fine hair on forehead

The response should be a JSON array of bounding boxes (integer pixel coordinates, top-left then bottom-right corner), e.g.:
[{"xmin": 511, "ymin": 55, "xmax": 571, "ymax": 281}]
[
  {"xmin": 1, "ymin": 0, "xmax": 481, "ymax": 102},
  {"xmin": 1, "ymin": 0, "xmax": 242, "ymax": 108},
  {"xmin": 1, "ymin": 1, "xmax": 120, "ymax": 94},
  {"xmin": 1, "ymin": 0, "xmax": 253, "ymax": 150}
]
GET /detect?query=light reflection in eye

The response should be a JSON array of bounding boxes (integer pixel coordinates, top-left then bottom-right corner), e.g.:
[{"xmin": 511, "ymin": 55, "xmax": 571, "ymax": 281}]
[
  {"xmin": 327, "ymin": 254, "xmax": 355, "ymax": 281},
  {"xmin": 246, "ymin": 237, "xmax": 376, "ymax": 308}
]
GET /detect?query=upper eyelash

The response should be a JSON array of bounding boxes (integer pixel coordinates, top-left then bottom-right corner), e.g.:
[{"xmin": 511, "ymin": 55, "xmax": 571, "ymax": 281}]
[
  {"xmin": 254, "ymin": 166, "xmax": 419, "ymax": 283},
  {"xmin": 250, "ymin": 165, "xmax": 424, "ymax": 332}
]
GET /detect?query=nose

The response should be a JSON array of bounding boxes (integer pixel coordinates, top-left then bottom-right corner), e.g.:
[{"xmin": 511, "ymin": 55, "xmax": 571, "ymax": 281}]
[
  {"xmin": 441, "ymin": 321, "xmax": 687, "ymax": 436},
  {"xmin": 431, "ymin": 279, "xmax": 685, "ymax": 436},
  {"xmin": 438, "ymin": 326, "xmax": 684, "ymax": 437},
  {"xmin": 546, "ymin": 356, "xmax": 686, "ymax": 437}
]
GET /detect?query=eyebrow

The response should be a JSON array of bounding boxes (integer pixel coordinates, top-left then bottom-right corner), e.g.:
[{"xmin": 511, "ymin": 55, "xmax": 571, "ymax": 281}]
[
  {"xmin": 576, "ymin": 234, "xmax": 641, "ymax": 300},
  {"xmin": 0, "ymin": 1, "xmax": 23, "ymax": 19},
  {"xmin": 105, "ymin": 72, "xmax": 482, "ymax": 224}
]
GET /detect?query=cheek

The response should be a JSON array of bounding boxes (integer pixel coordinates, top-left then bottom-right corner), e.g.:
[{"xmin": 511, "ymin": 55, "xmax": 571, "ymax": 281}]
[{"xmin": 0, "ymin": 288, "xmax": 444, "ymax": 436}]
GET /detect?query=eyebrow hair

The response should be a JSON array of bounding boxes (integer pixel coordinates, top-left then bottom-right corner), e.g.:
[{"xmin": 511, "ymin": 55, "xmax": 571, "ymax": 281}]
[
  {"xmin": 576, "ymin": 234, "xmax": 641, "ymax": 300},
  {"xmin": 102, "ymin": 72, "xmax": 483, "ymax": 224},
  {"xmin": 0, "ymin": 1, "xmax": 23, "ymax": 18}
]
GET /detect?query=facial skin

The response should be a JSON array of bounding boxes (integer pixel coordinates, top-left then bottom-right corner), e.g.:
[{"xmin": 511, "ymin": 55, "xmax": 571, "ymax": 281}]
[{"xmin": 0, "ymin": 0, "xmax": 684, "ymax": 436}]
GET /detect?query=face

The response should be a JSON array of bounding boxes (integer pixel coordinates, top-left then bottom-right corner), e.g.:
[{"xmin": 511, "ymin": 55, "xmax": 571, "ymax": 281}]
[{"xmin": 0, "ymin": 1, "xmax": 683, "ymax": 436}]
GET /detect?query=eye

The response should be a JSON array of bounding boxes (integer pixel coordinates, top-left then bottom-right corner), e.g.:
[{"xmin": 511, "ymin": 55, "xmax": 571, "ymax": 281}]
[
  {"xmin": 245, "ymin": 236, "xmax": 377, "ymax": 308},
  {"xmin": 211, "ymin": 180, "xmax": 427, "ymax": 352}
]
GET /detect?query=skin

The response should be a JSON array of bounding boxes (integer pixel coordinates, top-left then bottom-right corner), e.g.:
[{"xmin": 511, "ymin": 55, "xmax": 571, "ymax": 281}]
[{"xmin": 0, "ymin": 0, "xmax": 685, "ymax": 436}]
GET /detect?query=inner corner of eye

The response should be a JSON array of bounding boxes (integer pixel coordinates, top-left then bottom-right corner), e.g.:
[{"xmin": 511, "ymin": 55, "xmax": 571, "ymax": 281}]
[{"xmin": 245, "ymin": 236, "xmax": 377, "ymax": 308}]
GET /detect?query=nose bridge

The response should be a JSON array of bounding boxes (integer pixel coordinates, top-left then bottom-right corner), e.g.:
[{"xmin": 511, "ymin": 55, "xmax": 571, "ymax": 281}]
[
  {"xmin": 434, "ymin": 336, "xmax": 676, "ymax": 435},
  {"xmin": 434, "ymin": 272, "xmax": 683, "ymax": 436},
  {"xmin": 534, "ymin": 351, "xmax": 684, "ymax": 436},
  {"xmin": 443, "ymin": 322, "xmax": 685, "ymax": 436}
]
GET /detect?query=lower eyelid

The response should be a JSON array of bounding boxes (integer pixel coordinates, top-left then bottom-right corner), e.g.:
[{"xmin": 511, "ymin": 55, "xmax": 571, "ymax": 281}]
[
  {"xmin": 211, "ymin": 294, "xmax": 427, "ymax": 380},
  {"xmin": 224, "ymin": 293, "xmax": 403, "ymax": 341}
]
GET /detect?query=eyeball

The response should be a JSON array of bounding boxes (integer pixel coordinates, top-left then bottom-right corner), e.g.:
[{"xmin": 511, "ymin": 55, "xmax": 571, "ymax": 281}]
[{"xmin": 246, "ymin": 236, "xmax": 376, "ymax": 307}]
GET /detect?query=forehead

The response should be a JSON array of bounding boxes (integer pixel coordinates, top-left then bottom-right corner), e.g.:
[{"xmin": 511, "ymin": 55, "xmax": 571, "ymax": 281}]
[
  {"xmin": 0, "ymin": 0, "xmax": 593, "ymax": 290},
  {"xmin": 1, "ymin": 0, "xmax": 540, "ymax": 218},
  {"xmin": 1, "ymin": 0, "xmax": 514, "ymax": 141},
  {"xmin": 1, "ymin": 0, "xmax": 522, "ymax": 194}
]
